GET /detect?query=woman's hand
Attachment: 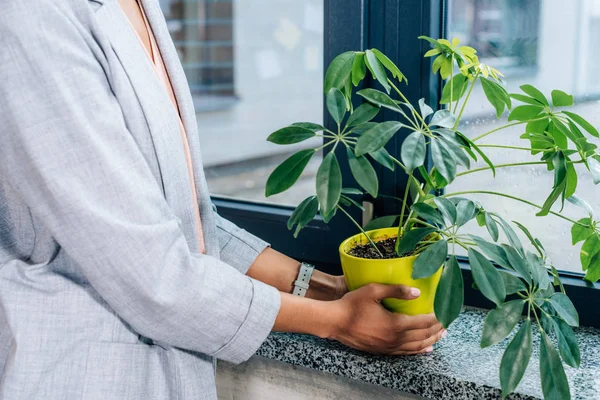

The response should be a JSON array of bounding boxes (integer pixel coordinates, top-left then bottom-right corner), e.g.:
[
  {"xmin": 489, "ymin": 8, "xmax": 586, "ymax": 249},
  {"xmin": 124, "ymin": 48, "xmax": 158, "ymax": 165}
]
[{"xmin": 326, "ymin": 283, "xmax": 446, "ymax": 355}]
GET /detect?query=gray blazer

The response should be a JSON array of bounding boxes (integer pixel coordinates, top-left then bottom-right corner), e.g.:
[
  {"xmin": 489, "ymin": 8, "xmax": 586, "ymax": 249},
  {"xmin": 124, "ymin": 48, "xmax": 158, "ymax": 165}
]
[{"xmin": 0, "ymin": 0, "xmax": 281, "ymax": 398}]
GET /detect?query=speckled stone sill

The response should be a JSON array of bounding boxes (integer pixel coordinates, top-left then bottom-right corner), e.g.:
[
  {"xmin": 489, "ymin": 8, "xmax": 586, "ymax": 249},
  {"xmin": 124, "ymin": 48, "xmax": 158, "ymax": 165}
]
[{"xmin": 256, "ymin": 308, "xmax": 600, "ymax": 399}]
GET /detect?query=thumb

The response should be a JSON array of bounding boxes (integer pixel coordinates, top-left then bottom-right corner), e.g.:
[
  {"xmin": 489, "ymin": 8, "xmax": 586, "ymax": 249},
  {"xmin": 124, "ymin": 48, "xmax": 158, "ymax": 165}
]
[{"xmin": 365, "ymin": 283, "xmax": 421, "ymax": 301}]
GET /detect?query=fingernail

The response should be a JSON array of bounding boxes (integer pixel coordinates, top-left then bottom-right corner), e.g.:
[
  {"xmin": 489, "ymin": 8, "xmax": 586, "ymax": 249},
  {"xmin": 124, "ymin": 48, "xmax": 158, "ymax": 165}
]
[
  {"xmin": 410, "ymin": 287, "xmax": 421, "ymax": 297},
  {"xmin": 441, "ymin": 330, "xmax": 448, "ymax": 339},
  {"xmin": 425, "ymin": 346, "xmax": 434, "ymax": 353}
]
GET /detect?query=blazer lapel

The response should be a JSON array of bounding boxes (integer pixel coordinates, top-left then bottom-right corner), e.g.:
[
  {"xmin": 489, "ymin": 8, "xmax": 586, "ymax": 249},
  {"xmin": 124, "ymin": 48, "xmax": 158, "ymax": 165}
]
[
  {"xmin": 93, "ymin": 0, "xmax": 202, "ymax": 252},
  {"xmin": 140, "ymin": 0, "xmax": 220, "ymax": 254}
]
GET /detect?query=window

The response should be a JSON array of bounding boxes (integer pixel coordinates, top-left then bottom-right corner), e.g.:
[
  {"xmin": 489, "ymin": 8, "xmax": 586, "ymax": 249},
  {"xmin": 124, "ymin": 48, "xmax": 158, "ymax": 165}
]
[
  {"xmin": 447, "ymin": 0, "xmax": 600, "ymax": 274},
  {"xmin": 160, "ymin": 0, "xmax": 325, "ymax": 206},
  {"xmin": 158, "ymin": 0, "xmax": 599, "ymax": 326}
]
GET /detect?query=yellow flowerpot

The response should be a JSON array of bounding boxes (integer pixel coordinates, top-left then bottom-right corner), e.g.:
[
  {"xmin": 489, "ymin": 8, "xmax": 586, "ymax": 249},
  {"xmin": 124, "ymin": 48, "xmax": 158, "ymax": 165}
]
[{"xmin": 339, "ymin": 227, "xmax": 442, "ymax": 315}]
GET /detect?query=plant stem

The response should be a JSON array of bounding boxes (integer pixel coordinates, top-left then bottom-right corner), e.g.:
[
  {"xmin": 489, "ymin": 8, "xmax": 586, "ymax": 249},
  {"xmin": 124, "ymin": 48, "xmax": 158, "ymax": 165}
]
[
  {"xmin": 337, "ymin": 205, "xmax": 384, "ymax": 258},
  {"xmin": 470, "ymin": 121, "xmax": 526, "ymax": 142},
  {"xmin": 407, "ymin": 218, "xmax": 439, "ymax": 230},
  {"xmin": 399, "ymin": 173, "xmax": 413, "ymax": 229},
  {"xmin": 453, "ymin": 71, "xmax": 480, "ymax": 130},
  {"xmin": 388, "ymin": 79, "xmax": 430, "ymax": 132},
  {"xmin": 456, "ymin": 160, "xmax": 584, "ymax": 177},
  {"xmin": 443, "ymin": 190, "xmax": 588, "ymax": 227},
  {"xmin": 477, "ymin": 144, "xmax": 549, "ymax": 152}
]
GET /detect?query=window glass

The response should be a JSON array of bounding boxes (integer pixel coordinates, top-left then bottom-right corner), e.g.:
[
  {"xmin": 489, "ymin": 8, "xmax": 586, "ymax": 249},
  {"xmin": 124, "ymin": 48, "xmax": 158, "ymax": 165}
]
[
  {"xmin": 160, "ymin": 0, "xmax": 324, "ymax": 205},
  {"xmin": 448, "ymin": 0, "xmax": 600, "ymax": 273}
]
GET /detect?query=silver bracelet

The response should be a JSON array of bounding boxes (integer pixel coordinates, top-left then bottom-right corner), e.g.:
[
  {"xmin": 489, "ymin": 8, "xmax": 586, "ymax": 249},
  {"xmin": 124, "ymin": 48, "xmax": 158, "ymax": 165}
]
[{"xmin": 292, "ymin": 262, "xmax": 315, "ymax": 297}]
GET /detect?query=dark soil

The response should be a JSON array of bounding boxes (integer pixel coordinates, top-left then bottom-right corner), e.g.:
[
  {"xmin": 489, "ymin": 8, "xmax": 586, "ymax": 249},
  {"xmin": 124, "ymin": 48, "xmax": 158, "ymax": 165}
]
[{"xmin": 347, "ymin": 236, "xmax": 401, "ymax": 259}]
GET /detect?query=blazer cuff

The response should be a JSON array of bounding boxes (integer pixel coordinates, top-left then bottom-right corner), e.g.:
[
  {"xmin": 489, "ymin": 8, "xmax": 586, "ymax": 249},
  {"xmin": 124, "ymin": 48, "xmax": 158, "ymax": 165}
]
[
  {"xmin": 212, "ymin": 279, "xmax": 280, "ymax": 364},
  {"xmin": 215, "ymin": 214, "xmax": 270, "ymax": 274}
]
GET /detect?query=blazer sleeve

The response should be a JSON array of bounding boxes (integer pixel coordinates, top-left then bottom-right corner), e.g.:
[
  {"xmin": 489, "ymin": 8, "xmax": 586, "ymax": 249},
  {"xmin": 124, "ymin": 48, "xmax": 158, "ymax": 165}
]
[
  {"xmin": 0, "ymin": 2, "xmax": 279, "ymax": 364},
  {"xmin": 213, "ymin": 210, "xmax": 271, "ymax": 274}
]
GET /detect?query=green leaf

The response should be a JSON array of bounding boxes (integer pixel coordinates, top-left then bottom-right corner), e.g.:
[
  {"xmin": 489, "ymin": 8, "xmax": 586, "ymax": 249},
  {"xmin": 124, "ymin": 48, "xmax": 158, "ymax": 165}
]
[
  {"xmin": 396, "ymin": 227, "xmax": 437, "ymax": 256},
  {"xmin": 437, "ymin": 135, "xmax": 471, "ymax": 168},
  {"xmin": 484, "ymin": 213, "xmax": 499, "ymax": 241},
  {"xmin": 401, "ymin": 131, "xmax": 426, "ymax": 172},
  {"xmin": 584, "ymin": 251, "xmax": 600, "ymax": 282},
  {"xmin": 326, "ymin": 88, "xmax": 347, "ymax": 124},
  {"xmin": 481, "ymin": 300, "xmax": 524, "ymax": 348},
  {"xmin": 434, "ymin": 197, "xmax": 457, "ymax": 226},
  {"xmin": 536, "ymin": 180, "xmax": 566, "ymax": 217},
  {"xmin": 434, "ymin": 255, "xmax": 464, "ymax": 328},
  {"xmin": 581, "ymin": 234, "xmax": 600, "ymax": 271},
  {"xmin": 455, "ymin": 200, "xmax": 477, "ymax": 228},
  {"xmin": 351, "ymin": 52, "xmax": 366, "ymax": 86},
  {"xmin": 346, "ymin": 103, "xmax": 380, "ymax": 128},
  {"xmin": 440, "ymin": 74, "xmax": 469, "ymax": 104},
  {"xmin": 470, "ymin": 235, "xmax": 513, "ymax": 271},
  {"xmin": 418, "ymin": 98, "xmax": 434, "ymax": 119},
  {"xmin": 510, "ymin": 93, "xmax": 545, "ymax": 106},
  {"xmin": 287, "ymin": 196, "xmax": 319, "ymax": 237},
  {"xmin": 571, "ymin": 218, "xmax": 594, "ymax": 245},
  {"xmin": 540, "ymin": 332, "xmax": 571, "ymax": 400},
  {"xmin": 500, "ymin": 321, "xmax": 533, "ymax": 398},
  {"xmin": 565, "ymin": 162, "xmax": 578, "ymax": 199},
  {"xmin": 324, "ymin": 51, "xmax": 355, "ymax": 93},
  {"xmin": 363, "ymin": 215, "xmax": 398, "ymax": 231},
  {"xmin": 513, "ymin": 221, "xmax": 545, "ymax": 257},
  {"xmin": 456, "ymin": 132, "xmax": 496, "ymax": 177},
  {"xmin": 508, "ymin": 105, "xmax": 544, "ymax": 122},
  {"xmin": 357, "ymin": 88, "xmax": 402, "ymax": 112},
  {"xmin": 503, "ymin": 246, "xmax": 532, "ymax": 285},
  {"xmin": 552, "ymin": 151, "xmax": 567, "ymax": 188},
  {"xmin": 494, "ymin": 215, "xmax": 525, "ymax": 256},
  {"xmin": 431, "ymin": 140, "xmax": 457, "ymax": 183},
  {"xmin": 499, "ymin": 271, "xmax": 527, "ymax": 295},
  {"xmin": 551, "ymin": 89, "xmax": 574, "ymax": 107},
  {"xmin": 355, "ymin": 121, "xmax": 403, "ymax": 156},
  {"xmin": 346, "ymin": 147, "xmax": 378, "ymax": 197},
  {"xmin": 369, "ymin": 147, "xmax": 395, "ymax": 171},
  {"xmin": 520, "ymin": 84, "xmax": 549, "ymax": 106},
  {"xmin": 291, "ymin": 122, "xmax": 325, "ymax": 132},
  {"xmin": 316, "ymin": 152, "xmax": 342, "ymax": 216},
  {"xmin": 340, "ymin": 194, "xmax": 364, "ymax": 211},
  {"xmin": 552, "ymin": 318, "xmax": 580, "ymax": 368},
  {"xmin": 341, "ymin": 188, "xmax": 363, "ymax": 195},
  {"xmin": 549, "ymin": 292, "xmax": 579, "ymax": 327},
  {"xmin": 411, "ymin": 203, "xmax": 445, "ymax": 227},
  {"xmin": 412, "ymin": 239, "xmax": 447, "ymax": 279},
  {"xmin": 429, "ymin": 110, "xmax": 456, "ymax": 128},
  {"xmin": 267, "ymin": 126, "xmax": 316, "ymax": 145},
  {"xmin": 468, "ymin": 248, "xmax": 506, "ymax": 306},
  {"xmin": 587, "ymin": 156, "xmax": 600, "ymax": 184},
  {"xmin": 371, "ymin": 48, "xmax": 406, "ymax": 82},
  {"xmin": 528, "ymin": 251, "xmax": 552, "ymax": 290},
  {"xmin": 481, "ymin": 78, "xmax": 511, "ymax": 118},
  {"xmin": 266, "ymin": 149, "xmax": 315, "ymax": 196},
  {"xmin": 364, "ymin": 49, "xmax": 390, "ymax": 93},
  {"xmin": 563, "ymin": 111, "xmax": 599, "ymax": 138},
  {"xmin": 567, "ymin": 196, "xmax": 594, "ymax": 218}
]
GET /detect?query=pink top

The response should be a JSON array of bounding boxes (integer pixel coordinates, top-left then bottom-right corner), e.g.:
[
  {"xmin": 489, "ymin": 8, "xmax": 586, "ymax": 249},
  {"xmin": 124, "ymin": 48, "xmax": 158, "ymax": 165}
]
[{"xmin": 124, "ymin": 2, "xmax": 206, "ymax": 253}]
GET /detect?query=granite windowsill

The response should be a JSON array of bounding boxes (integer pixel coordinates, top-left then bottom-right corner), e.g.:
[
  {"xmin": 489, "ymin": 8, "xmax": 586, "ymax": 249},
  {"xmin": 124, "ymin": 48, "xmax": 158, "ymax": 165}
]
[{"xmin": 256, "ymin": 307, "xmax": 600, "ymax": 399}]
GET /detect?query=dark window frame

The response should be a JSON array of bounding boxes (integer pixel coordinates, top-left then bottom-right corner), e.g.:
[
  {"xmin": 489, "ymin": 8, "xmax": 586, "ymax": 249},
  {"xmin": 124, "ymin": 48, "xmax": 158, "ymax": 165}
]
[{"xmin": 212, "ymin": 0, "xmax": 600, "ymax": 328}]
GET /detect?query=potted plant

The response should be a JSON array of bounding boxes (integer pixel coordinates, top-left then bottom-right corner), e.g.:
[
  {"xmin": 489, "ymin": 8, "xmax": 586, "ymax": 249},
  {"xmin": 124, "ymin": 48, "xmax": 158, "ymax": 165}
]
[{"xmin": 265, "ymin": 36, "xmax": 600, "ymax": 399}]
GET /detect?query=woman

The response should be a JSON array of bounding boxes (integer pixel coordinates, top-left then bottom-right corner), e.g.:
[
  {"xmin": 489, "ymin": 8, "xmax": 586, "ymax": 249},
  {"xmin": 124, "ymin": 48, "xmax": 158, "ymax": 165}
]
[{"xmin": 0, "ymin": 0, "xmax": 445, "ymax": 398}]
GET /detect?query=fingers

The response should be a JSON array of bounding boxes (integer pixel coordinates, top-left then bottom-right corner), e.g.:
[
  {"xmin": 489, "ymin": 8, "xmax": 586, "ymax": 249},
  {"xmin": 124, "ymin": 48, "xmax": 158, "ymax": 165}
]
[
  {"xmin": 401, "ymin": 322, "xmax": 444, "ymax": 343},
  {"xmin": 365, "ymin": 283, "xmax": 421, "ymax": 301},
  {"xmin": 394, "ymin": 327, "xmax": 447, "ymax": 353},
  {"xmin": 394, "ymin": 312, "xmax": 439, "ymax": 330}
]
